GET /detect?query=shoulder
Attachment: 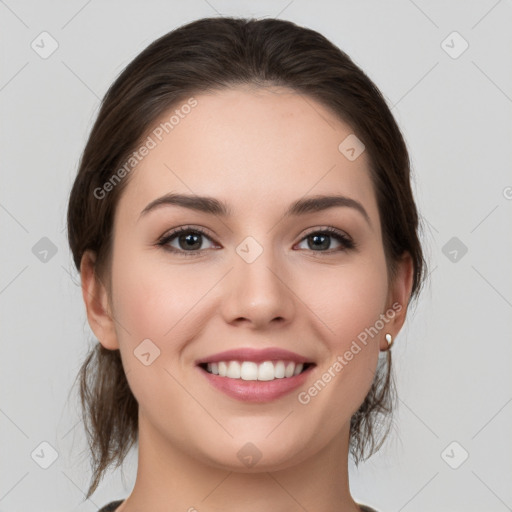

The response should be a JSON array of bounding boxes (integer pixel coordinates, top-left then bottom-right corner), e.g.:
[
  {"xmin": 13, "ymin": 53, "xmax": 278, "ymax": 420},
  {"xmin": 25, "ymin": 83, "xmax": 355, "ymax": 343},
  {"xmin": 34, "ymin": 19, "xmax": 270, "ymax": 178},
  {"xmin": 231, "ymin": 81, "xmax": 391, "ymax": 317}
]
[
  {"xmin": 98, "ymin": 499, "xmax": 124, "ymax": 512},
  {"xmin": 98, "ymin": 499, "xmax": 375, "ymax": 512},
  {"xmin": 98, "ymin": 499, "xmax": 376, "ymax": 512}
]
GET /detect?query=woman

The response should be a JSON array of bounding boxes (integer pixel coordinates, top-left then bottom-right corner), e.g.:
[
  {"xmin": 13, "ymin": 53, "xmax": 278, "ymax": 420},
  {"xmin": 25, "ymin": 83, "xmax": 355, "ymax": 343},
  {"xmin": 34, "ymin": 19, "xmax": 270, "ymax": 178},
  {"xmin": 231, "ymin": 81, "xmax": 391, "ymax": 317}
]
[{"xmin": 67, "ymin": 16, "xmax": 426, "ymax": 512}]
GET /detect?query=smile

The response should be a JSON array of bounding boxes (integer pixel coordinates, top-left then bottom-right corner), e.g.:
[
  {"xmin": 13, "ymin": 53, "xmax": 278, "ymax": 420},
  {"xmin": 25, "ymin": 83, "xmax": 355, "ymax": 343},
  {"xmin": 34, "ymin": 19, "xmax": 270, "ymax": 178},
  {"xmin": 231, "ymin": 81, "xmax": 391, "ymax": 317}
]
[{"xmin": 200, "ymin": 360, "xmax": 312, "ymax": 381}]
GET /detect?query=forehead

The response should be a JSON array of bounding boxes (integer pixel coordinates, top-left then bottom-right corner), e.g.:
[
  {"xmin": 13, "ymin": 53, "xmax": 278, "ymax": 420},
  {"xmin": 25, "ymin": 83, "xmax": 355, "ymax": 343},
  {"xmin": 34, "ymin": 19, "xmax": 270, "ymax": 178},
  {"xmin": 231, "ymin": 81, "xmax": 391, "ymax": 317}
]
[{"xmin": 117, "ymin": 85, "xmax": 378, "ymax": 224}]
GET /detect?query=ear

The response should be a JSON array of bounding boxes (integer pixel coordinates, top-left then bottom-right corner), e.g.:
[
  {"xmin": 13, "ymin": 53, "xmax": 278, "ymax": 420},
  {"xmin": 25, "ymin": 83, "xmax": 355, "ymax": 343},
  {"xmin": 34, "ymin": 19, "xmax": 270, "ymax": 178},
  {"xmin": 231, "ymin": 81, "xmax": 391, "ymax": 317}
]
[
  {"xmin": 380, "ymin": 251, "xmax": 415, "ymax": 351},
  {"xmin": 80, "ymin": 250, "xmax": 120, "ymax": 350}
]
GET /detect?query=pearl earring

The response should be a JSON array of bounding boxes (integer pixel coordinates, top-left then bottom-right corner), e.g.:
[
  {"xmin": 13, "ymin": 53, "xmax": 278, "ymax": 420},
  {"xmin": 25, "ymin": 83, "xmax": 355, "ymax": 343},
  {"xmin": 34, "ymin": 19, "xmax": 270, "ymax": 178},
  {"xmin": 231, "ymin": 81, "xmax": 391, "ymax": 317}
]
[{"xmin": 384, "ymin": 333, "xmax": 394, "ymax": 350}]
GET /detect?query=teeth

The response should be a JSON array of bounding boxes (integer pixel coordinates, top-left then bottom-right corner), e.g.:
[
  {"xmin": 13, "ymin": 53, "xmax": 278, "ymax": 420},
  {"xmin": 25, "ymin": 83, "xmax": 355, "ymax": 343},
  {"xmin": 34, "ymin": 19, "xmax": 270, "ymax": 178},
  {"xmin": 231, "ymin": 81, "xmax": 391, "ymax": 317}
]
[
  {"xmin": 241, "ymin": 361, "xmax": 258, "ymax": 380},
  {"xmin": 218, "ymin": 361, "xmax": 227, "ymax": 377},
  {"xmin": 205, "ymin": 360, "xmax": 307, "ymax": 380},
  {"xmin": 293, "ymin": 363, "xmax": 304, "ymax": 376},
  {"xmin": 274, "ymin": 360, "xmax": 285, "ymax": 378},
  {"xmin": 227, "ymin": 361, "xmax": 240, "ymax": 379},
  {"xmin": 258, "ymin": 361, "xmax": 274, "ymax": 381}
]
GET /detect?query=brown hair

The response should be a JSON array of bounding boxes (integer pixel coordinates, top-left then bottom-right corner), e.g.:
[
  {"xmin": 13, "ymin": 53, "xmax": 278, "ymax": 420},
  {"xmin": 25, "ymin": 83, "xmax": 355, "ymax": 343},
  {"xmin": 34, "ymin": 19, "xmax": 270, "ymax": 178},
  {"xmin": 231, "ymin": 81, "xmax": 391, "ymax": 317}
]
[{"xmin": 67, "ymin": 16, "xmax": 426, "ymax": 499}]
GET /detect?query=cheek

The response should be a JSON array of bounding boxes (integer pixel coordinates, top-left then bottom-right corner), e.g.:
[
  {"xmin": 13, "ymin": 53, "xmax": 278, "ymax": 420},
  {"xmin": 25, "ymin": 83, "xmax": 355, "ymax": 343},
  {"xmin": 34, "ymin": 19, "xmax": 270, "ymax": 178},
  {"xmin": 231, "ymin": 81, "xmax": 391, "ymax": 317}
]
[
  {"xmin": 110, "ymin": 242, "xmax": 212, "ymax": 341},
  {"xmin": 110, "ymin": 232, "xmax": 389, "ymax": 420},
  {"xmin": 295, "ymin": 253, "xmax": 388, "ymax": 409},
  {"xmin": 304, "ymin": 253, "xmax": 389, "ymax": 348},
  {"xmin": 109, "ymin": 249, "xmax": 209, "ymax": 412},
  {"xmin": 109, "ymin": 245, "xmax": 226, "ymax": 402}
]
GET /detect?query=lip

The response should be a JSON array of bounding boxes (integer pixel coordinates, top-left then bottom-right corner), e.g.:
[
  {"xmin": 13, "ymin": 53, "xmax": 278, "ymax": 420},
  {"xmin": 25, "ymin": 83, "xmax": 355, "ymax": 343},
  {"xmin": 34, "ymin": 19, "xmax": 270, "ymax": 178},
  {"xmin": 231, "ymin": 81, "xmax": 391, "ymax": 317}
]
[
  {"xmin": 195, "ymin": 347, "xmax": 312, "ymax": 365},
  {"xmin": 197, "ymin": 363, "xmax": 315, "ymax": 402}
]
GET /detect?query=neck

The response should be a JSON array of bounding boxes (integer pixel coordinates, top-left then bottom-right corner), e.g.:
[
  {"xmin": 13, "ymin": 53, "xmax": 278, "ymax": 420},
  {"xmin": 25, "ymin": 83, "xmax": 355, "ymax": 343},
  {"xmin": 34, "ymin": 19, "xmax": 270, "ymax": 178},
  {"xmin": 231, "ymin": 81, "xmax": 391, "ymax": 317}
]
[{"xmin": 117, "ymin": 411, "xmax": 361, "ymax": 512}]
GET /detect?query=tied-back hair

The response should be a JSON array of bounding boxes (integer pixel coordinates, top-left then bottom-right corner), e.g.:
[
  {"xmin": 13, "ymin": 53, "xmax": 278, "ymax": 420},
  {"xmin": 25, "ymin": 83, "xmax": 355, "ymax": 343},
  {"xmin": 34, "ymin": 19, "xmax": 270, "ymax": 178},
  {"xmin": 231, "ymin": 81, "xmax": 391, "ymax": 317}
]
[{"xmin": 66, "ymin": 16, "xmax": 426, "ymax": 499}]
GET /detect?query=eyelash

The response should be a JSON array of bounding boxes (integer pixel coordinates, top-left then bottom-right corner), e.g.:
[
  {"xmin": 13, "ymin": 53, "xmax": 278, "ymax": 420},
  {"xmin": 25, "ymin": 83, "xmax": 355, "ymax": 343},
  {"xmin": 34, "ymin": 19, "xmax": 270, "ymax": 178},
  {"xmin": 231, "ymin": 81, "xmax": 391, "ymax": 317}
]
[{"xmin": 156, "ymin": 225, "xmax": 356, "ymax": 257}]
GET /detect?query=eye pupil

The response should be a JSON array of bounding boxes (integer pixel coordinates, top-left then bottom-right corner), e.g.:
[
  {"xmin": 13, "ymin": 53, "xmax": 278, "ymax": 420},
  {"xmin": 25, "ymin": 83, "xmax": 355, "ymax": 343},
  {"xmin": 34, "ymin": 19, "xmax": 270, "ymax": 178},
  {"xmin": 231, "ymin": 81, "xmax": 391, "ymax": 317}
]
[
  {"xmin": 309, "ymin": 234, "xmax": 329, "ymax": 250},
  {"xmin": 180, "ymin": 233, "xmax": 201, "ymax": 250}
]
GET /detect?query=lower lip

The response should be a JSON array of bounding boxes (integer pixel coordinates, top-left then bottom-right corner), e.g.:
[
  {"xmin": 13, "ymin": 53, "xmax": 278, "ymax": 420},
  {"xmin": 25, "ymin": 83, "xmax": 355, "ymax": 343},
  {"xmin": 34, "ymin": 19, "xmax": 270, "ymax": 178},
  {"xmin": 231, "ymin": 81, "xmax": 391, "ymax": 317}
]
[{"xmin": 197, "ymin": 365, "xmax": 314, "ymax": 402}]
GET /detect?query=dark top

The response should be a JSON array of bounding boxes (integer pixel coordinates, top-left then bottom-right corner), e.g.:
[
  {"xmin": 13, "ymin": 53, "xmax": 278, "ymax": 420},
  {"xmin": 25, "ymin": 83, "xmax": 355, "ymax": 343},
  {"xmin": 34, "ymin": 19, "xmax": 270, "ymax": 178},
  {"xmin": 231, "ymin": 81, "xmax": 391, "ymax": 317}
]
[
  {"xmin": 98, "ymin": 499, "xmax": 378, "ymax": 511},
  {"xmin": 98, "ymin": 501, "xmax": 123, "ymax": 512}
]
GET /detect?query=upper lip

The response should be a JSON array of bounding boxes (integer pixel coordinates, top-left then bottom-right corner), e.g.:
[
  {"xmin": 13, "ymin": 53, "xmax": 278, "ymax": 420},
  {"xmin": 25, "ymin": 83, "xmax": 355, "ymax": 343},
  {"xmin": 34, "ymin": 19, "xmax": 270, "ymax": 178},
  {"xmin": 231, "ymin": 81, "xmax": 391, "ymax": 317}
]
[{"xmin": 195, "ymin": 347, "xmax": 313, "ymax": 365}]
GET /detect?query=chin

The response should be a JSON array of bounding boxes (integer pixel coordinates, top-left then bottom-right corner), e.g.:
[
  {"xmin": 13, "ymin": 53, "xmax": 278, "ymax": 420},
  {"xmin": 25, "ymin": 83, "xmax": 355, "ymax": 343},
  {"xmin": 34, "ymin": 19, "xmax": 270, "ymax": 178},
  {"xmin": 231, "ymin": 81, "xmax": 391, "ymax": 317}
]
[{"xmin": 192, "ymin": 433, "xmax": 315, "ymax": 473}]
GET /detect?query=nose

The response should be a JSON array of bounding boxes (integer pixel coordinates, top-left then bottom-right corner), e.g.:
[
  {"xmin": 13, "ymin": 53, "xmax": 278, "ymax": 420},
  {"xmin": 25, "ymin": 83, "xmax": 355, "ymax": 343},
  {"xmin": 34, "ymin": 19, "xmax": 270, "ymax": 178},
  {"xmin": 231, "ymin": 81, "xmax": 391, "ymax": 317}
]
[{"xmin": 220, "ymin": 241, "xmax": 296, "ymax": 330}]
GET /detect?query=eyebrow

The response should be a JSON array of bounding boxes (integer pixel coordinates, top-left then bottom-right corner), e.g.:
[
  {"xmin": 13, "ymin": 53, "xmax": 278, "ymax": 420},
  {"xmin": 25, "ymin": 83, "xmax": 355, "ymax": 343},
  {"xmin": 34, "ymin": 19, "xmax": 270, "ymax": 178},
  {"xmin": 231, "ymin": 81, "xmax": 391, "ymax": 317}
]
[{"xmin": 139, "ymin": 192, "xmax": 371, "ymax": 227}]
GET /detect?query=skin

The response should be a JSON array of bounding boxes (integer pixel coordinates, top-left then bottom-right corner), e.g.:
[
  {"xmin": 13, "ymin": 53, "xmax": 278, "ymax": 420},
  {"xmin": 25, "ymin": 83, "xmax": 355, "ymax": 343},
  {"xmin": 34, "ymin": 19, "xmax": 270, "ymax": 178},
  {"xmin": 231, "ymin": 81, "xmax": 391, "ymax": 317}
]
[{"xmin": 81, "ymin": 85, "xmax": 414, "ymax": 512}]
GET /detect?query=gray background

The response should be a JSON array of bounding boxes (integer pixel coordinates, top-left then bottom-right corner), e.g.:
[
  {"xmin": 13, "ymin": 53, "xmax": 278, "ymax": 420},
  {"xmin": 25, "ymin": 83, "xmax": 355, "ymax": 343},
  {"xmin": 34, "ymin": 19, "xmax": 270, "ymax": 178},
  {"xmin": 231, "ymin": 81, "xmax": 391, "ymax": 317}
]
[{"xmin": 1, "ymin": 1, "xmax": 511, "ymax": 511}]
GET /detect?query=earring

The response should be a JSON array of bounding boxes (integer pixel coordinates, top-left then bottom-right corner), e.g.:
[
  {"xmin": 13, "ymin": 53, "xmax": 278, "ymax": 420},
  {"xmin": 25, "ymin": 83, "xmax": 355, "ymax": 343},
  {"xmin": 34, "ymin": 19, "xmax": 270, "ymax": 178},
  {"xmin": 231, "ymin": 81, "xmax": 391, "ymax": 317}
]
[{"xmin": 384, "ymin": 333, "xmax": 394, "ymax": 350}]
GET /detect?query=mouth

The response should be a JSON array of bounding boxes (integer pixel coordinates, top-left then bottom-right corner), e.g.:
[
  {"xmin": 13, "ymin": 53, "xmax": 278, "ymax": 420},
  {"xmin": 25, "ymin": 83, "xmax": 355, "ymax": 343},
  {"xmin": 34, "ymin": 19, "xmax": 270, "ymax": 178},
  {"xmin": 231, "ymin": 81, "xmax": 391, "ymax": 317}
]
[
  {"xmin": 195, "ymin": 347, "xmax": 316, "ymax": 402},
  {"xmin": 198, "ymin": 360, "xmax": 315, "ymax": 381},
  {"xmin": 195, "ymin": 349, "xmax": 316, "ymax": 402}
]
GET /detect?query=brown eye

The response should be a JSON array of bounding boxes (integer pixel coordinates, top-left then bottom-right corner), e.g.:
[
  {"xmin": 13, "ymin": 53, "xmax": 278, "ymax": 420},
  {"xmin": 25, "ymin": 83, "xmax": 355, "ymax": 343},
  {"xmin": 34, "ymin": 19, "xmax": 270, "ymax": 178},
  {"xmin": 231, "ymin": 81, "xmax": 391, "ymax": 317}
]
[
  {"xmin": 296, "ymin": 227, "xmax": 355, "ymax": 253},
  {"xmin": 157, "ymin": 227, "xmax": 217, "ymax": 256}
]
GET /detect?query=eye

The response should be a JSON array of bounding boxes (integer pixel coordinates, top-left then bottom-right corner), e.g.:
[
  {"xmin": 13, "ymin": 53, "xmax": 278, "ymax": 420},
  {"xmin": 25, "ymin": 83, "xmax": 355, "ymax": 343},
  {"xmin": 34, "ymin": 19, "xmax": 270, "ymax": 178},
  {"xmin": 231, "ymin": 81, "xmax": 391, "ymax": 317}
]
[
  {"xmin": 157, "ymin": 225, "xmax": 356, "ymax": 257},
  {"xmin": 157, "ymin": 226, "xmax": 218, "ymax": 257},
  {"xmin": 295, "ymin": 227, "xmax": 355, "ymax": 254}
]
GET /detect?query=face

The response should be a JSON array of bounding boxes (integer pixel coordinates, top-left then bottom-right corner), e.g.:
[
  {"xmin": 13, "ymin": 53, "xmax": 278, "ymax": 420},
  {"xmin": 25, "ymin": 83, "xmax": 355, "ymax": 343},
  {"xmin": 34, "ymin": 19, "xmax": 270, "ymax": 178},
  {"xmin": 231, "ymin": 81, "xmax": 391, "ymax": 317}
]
[{"xmin": 86, "ymin": 85, "xmax": 409, "ymax": 472}]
